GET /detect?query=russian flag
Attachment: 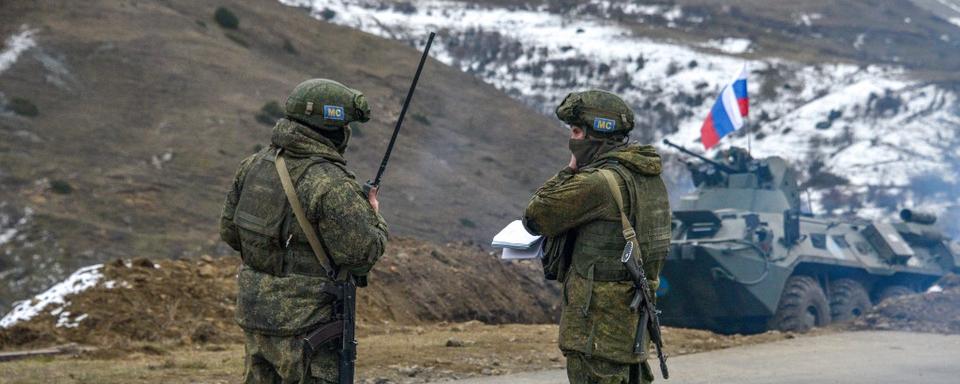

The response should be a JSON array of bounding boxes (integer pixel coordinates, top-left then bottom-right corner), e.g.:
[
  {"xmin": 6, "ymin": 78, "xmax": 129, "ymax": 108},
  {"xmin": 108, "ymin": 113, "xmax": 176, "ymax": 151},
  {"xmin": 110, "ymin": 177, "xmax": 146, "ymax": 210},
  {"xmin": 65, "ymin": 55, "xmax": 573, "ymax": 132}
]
[{"xmin": 700, "ymin": 65, "xmax": 749, "ymax": 149}]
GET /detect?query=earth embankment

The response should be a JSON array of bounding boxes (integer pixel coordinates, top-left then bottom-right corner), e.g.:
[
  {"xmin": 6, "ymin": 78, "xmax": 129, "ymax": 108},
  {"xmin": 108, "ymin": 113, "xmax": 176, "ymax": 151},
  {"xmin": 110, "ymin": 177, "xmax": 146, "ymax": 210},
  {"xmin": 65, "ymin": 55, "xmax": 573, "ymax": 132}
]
[{"xmin": 0, "ymin": 237, "xmax": 558, "ymax": 351}]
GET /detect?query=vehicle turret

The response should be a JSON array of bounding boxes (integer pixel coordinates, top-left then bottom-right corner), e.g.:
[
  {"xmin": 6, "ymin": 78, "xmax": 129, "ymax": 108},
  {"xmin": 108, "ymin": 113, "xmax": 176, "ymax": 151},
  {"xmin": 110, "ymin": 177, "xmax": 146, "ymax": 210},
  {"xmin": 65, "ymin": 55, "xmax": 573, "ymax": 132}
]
[{"xmin": 662, "ymin": 139, "xmax": 801, "ymax": 213}]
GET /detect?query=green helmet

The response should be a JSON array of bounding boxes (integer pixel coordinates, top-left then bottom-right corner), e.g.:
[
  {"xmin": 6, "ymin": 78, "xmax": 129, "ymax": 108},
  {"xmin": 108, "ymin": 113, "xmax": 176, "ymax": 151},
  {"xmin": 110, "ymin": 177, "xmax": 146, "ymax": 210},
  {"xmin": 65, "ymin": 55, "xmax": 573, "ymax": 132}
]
[
  {"xmin": 555, "ymin": 90, "xmax": 635, "ymax": 137},
  {"xmin": 284, "ymin": 79, "xmax": 370, "ymax": 131}
]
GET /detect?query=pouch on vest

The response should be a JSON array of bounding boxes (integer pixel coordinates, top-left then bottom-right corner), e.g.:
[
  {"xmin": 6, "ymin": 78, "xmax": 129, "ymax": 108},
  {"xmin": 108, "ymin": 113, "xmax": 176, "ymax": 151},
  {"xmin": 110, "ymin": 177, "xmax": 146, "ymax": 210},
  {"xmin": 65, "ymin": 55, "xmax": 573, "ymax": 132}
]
[
  {"xmin": 570, "ymin": 220, "xmax": 631, "ymax": 282},
  {"xmin": 234, "ymin": 152, "xmax": 288, "ymax": 276},
  {"xmin": 542, "ymin": 231, "xmax": 576, "ymax": 281}
]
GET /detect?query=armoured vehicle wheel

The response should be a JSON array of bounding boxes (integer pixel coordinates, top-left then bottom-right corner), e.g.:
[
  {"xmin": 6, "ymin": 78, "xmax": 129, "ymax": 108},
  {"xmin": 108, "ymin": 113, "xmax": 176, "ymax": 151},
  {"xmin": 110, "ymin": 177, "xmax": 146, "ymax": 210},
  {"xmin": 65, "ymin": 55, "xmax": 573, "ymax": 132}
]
[
  {"xmin": 770, "ymin": 276, "xmax": 831, "ymax": 332},
  {"xmin": 828, "ymin": 279, "xmax": 871, "ymax": 322},
  {"xmin": 875, "ymin": 285, "xmax": 914, "ymax": 304}
]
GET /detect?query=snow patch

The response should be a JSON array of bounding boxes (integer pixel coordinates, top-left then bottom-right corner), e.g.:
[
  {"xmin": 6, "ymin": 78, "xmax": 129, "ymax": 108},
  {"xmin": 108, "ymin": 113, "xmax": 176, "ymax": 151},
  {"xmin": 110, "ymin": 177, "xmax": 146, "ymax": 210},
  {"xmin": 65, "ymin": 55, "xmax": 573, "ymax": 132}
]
[
  {"xmin": 702, "ymin": 38, "xmax": 752, "ymax": 54},
  {"xmin": 937, "ymin": 0, "xmax": 960, "ymax": 14},
  {"xmin": 585, "ymin": 1, "xmax": 684, "ymax": 23},
  {"xmin": 56, "ymin": 312, "xmax": 87, "ymax": 328},
  {"xmin": 151, "ymin": 150, "xmax": 174, "ymax": 169},
  {"xmin": 949, "ymin": 18, "xmax": 960, "ymax": 28},
  {"xmin": 797, "ymin": 13, "xmax": 823, "ymax": 27},
  {"xmin": 0, "ymin": 264, "xmax": 103, "ymax": 328},
  {"xmin": 854, "ymin": 34, "xmax": 866, "ymax": 50},
  {"xmin": 0, "ymin": 207, "xmax": 32, "ymax": 246},
  {"xmin": 0, "ymin": 26, "xmax": 37, "ymax": 76},
  {"xmin": 928, "ymin": 285, "xmax": 944, "ymax": 293},
  {"xmin": 103, "ymin": 280, "xmax": 131, "ymax": 289}
]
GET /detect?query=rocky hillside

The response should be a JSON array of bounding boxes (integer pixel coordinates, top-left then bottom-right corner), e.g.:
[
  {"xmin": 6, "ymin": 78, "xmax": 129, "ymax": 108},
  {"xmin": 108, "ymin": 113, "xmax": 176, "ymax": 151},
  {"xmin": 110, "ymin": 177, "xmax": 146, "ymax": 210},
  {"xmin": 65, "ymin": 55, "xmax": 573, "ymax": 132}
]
[
  {"xmin": 0, "ymin": 0, "xmax": 567, "ymax": 311},
  {"xmin": 287, "ymin": 0, "xmax": 960, "ymax": 235}
]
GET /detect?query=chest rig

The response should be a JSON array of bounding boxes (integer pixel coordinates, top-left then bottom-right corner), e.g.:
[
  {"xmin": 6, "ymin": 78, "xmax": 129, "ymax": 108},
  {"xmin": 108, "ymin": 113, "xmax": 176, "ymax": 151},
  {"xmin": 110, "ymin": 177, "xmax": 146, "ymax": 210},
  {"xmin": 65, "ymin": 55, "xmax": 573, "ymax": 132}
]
[
  {"xmin": 232, "ymin": 148, "xmax": 346, "ymax": 277},
  {"xmin": 569, "ymin": 162, "xmax": 672, "ymax": 283}
]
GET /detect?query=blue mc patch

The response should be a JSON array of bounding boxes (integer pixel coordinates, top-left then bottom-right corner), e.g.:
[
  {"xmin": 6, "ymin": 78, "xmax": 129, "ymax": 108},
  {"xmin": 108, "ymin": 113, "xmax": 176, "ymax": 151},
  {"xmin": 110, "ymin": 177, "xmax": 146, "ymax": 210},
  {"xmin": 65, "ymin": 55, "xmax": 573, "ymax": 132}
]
[
  {"xmin": 593, "ymin": 117, "xmax": 616, "ymax": 132},
  {"xmin": 323, "ymin": 105, "xmax": 345, "ymax": 121}
]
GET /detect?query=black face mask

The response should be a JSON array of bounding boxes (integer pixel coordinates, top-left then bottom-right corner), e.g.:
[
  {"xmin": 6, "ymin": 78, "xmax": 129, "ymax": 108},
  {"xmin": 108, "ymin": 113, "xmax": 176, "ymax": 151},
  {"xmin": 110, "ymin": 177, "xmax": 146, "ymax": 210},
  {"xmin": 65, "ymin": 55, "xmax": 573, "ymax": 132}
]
[
  {"xmin": 324, "ymin": 125, "xmax": 351, "ymax": 154},
  {"xmin": 568, "ymin": 136, "xmax": 625, "ymax": 168},
  {"xmin": 336, "ymin": 125, "xmax": 351, "ymax": 154}
]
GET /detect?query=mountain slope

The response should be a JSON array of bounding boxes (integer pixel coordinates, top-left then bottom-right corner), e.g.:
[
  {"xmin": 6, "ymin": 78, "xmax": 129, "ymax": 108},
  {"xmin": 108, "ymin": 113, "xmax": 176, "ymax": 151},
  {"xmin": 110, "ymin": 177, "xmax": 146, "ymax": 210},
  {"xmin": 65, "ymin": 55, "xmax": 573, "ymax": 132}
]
[
  {"xmin": 0, "ymin": 0, "xmax": 566, "ymax": 310},
  {"xmin": 288, "ymin": 0, "xmax": 960, "ymax": 236}
]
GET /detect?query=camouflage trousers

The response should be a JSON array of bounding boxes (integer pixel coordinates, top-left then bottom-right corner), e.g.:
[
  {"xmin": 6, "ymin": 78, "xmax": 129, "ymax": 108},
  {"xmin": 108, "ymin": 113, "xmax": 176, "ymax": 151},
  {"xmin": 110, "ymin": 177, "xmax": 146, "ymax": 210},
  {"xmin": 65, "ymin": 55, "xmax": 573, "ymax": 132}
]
[
  {"xmin": 243, "ymin": 331, "xmax": 339, "ymax": 384},
  {"xmin": 565, "ymin": 352, "xmax": 654, "ymax": 384}
]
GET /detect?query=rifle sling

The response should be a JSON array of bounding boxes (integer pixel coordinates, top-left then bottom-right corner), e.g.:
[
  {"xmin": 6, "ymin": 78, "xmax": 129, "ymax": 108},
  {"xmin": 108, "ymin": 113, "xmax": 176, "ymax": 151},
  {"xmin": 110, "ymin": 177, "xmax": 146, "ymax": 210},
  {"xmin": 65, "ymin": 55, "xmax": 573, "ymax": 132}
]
[
  {"xmin": 274, "ymin": 148, "xmax": 342, "ymax": 280},
  {"xmin": 598, "ymin": 169, "xmax": 641, "ymax": 259},
  {"xmin": 600, "ymin": 168, "xmax": 648, "ymax": 357}
]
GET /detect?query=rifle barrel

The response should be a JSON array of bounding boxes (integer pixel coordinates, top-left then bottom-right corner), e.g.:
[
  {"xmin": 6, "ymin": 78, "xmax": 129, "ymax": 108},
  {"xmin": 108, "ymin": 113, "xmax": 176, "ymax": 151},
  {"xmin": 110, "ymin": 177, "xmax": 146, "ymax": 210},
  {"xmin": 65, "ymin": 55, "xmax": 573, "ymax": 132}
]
[{"xmin": 372, "ymin": 32, "xmax": 436, "ymax": 187}]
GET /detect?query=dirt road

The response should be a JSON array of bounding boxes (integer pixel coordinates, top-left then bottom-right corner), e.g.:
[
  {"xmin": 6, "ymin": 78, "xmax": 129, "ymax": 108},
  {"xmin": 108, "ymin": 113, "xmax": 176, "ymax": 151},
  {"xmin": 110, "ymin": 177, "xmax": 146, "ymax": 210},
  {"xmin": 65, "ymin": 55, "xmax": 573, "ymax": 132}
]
[{"xmin": 450, "ymin": 331, "xmax": 960, "ymax": 384}]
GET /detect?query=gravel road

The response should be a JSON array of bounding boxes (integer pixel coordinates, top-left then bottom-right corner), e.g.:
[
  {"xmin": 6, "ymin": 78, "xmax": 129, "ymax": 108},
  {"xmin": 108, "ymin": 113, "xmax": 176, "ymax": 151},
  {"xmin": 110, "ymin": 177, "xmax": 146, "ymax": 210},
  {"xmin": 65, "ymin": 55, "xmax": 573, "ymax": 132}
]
[{"xmin": 449, "ymin": 331, "xmax": 960, "ymax": 384}]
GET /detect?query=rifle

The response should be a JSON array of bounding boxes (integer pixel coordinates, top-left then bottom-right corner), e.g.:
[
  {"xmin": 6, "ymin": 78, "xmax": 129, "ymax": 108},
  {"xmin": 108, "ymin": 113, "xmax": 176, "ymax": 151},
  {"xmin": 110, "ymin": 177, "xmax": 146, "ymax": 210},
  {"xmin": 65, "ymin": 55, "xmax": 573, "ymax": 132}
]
[
  {"xmin": 363, "ymin": 31, "xmax": 436, "ymax": 195},
  {"xmin": 621, "ymin": 241, "xmax": 669, "ymax": 380},
  {"xmin": 303, "ymin": 281, "xmax": 356, "ymax": 384}
]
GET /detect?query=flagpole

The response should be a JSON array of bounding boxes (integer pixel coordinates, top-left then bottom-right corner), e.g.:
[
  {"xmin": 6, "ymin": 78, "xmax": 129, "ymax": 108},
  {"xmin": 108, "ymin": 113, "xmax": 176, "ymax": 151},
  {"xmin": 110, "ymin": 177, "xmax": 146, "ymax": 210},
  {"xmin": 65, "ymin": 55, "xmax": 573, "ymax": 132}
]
[{"xmin": 742, "ymin": 62, "xmax": 750, "ymax": 156}]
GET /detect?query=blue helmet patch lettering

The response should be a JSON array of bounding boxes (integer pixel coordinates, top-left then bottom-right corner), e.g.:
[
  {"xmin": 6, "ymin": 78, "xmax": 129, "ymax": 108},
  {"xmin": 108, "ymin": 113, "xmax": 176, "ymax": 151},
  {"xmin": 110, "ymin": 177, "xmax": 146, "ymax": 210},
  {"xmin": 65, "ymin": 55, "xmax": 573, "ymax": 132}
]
[
  {"xmin": 594, "ymin": 117, "xmax": 616, "ymax": 132},
  {"xmin": 323, "ymin": 105, "xmax": 345, "ymax": 121}
]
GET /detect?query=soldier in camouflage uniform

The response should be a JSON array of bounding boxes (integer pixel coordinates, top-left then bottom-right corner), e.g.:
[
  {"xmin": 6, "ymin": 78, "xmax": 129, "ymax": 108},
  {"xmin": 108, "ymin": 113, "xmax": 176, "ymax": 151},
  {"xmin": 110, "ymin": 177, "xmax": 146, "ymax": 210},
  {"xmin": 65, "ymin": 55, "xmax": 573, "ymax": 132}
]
[
  {"xmin": 220, "ymin": 79, "xmax": 388, "ymax": 383},
  {"xmin": 524, "ymin": 90, "xmax": 672, "ymax": 384}
]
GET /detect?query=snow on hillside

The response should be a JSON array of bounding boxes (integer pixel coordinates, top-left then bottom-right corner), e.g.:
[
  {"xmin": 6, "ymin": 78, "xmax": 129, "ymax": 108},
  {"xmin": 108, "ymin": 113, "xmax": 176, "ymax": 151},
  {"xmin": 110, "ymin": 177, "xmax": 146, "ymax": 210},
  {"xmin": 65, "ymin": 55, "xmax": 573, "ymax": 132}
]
[
  {"xmin": 282, "ymin": 0, "xmax": 960, "ymax": 230},
  {"xmin": 0, "ymin": 205, "xmax": 32, "ymax": 247},
  {"xmin": 0, "ymin": 26, "xmax": 36, "ymax": 75},
  {"xmin": 0, "ymin": 264, "xmax": 102, "ymax": 328}
]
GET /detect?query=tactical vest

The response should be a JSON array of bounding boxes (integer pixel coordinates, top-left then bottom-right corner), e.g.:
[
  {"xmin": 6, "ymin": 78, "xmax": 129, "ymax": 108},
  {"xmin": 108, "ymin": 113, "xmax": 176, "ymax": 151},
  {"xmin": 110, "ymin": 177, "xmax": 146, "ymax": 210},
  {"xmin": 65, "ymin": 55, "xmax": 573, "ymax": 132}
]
[
  {"xmin": 231, "ymin": 148, "xmax": 346, "ymax": 335},
  {"xmin": 233, "ymin": 149, "xmax": 337, "ymax": 277},
  {"xmin": 569, "ymin": 163, "xmax": 672, "ymax": 282}
]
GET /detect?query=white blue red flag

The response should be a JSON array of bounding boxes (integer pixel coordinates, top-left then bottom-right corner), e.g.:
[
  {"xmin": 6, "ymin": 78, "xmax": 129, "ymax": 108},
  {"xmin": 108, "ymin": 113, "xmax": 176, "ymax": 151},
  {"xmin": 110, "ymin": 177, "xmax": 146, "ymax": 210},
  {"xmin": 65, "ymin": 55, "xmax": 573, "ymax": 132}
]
[{"xmin": 700, "ymin": 65, "xmax": 749, "ymax": 149}]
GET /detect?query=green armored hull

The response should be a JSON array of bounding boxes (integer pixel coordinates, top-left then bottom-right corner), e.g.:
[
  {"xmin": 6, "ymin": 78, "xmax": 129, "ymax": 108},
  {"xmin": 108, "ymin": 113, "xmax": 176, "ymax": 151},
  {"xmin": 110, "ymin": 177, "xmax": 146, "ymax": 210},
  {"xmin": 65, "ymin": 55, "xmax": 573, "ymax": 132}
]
[{"xmin": 657, "ymin": 141, "xmax": 960, "ymax": 334}]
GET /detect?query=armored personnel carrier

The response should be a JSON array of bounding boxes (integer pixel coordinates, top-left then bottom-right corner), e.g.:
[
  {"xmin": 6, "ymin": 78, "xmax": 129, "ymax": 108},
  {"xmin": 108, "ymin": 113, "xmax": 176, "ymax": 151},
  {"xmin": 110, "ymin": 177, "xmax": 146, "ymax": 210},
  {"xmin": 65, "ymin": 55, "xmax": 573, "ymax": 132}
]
[{"xmin": 658, "ymin": 140, "xmax": 960, "ymax": 334}]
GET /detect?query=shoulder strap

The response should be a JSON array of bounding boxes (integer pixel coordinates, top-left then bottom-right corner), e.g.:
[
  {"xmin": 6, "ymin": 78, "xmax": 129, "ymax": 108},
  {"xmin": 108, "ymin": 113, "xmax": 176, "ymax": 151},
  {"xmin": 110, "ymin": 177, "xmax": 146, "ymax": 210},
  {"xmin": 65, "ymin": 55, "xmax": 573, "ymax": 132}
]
[
  {"xmin": 274, "ymin": 148, "xmax": 341, "ymax": 280},
  {"xmin": 610, "ymin": 165, "xmax": 640, "ymax": 230},
  {"xmin": 599, "ymin": 168, "xmax": 643, "ymax": 262}
]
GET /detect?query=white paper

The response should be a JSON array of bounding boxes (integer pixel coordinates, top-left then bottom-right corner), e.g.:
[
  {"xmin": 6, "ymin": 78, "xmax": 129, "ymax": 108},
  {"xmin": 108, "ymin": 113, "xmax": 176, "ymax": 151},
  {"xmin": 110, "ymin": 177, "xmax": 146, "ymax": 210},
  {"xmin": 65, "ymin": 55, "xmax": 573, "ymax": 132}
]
[
  {"xmin": 501, "ymin": 238, "xmax": 544, "ymax": 260},
  {"xmin": 491, "ymin": 220, "xmax": 542, "ymax": 249}
]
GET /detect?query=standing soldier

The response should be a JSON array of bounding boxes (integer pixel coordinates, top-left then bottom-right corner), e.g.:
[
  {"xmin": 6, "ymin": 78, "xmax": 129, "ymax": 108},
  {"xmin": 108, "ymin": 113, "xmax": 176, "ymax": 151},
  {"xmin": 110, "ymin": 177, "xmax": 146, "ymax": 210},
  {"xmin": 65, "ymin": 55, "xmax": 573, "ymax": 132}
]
[
  {"xmin": 524, "ymin": 90, "xmax": 672, "ymax": 384},
  {"xmin": 220, "ymin": 79, "xmax": 388, "ymax": 383}
]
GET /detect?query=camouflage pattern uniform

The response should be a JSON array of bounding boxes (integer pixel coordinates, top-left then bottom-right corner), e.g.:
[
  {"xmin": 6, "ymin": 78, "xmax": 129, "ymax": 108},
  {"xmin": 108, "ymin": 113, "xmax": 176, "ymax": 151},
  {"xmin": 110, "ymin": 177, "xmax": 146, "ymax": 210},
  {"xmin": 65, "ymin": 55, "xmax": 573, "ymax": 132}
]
[
  {"xmin": 220, "ymin": 79, "xmax": 387, "ymax": 384},
  {"xmin": 524, "ymin": 90, "xmax": 672, "ymax": 384}
]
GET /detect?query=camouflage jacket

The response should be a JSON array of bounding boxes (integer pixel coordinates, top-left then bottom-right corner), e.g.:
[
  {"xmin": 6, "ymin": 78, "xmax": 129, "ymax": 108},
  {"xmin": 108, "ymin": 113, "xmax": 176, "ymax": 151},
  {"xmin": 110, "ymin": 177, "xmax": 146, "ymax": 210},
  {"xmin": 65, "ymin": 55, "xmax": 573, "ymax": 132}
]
[
  {"xmin": 220, "ymin": 118, "xmax": 388, "ymax": 336},
  {"xmin": 524, "ymin": 144, "xmax": 671, "ymax": 363}
]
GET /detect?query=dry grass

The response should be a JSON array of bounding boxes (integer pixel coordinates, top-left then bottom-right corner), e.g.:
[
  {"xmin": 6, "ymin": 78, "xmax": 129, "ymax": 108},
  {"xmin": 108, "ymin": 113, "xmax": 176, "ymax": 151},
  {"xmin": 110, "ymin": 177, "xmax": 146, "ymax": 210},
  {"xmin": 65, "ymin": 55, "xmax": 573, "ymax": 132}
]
[{"xmin": 0, "ymin": 322, "xmax": 806, "ymax": 384}]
